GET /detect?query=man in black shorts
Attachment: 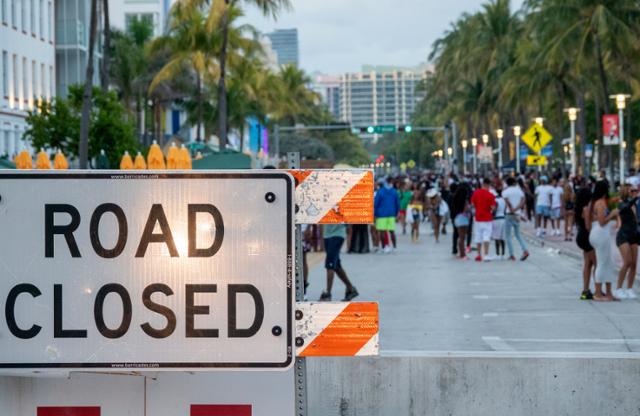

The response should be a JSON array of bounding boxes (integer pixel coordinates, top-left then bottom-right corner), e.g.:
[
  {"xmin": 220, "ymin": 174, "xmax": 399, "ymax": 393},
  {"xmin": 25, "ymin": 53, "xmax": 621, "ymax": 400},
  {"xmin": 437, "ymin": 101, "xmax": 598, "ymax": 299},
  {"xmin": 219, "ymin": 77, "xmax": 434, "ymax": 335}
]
[{"xmin": 319, "ymin": 224, "xmax": 359, "ymax": 301}]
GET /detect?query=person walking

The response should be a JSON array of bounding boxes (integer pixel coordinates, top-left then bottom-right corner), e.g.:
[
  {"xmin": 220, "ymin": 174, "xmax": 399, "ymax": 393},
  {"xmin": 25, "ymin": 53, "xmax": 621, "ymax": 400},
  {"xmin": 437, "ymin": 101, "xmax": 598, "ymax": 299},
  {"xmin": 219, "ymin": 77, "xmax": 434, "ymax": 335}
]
[
  {"xmin": 427, "ymin": 188, "xmax": 444, "ymax": 243},
  {"xmin": 575, "ymin": 187, "xmax": 595, "ymax": 300},
  {"xmin": 550, "ymin": 178, "xmax": 564, "ymax": 237},
  {"xmin": 535, "ymin": 176, "xmax": 553, "ymax": 237},
  {"xmin": 398, "ymin": 181, "xmax": 413, "ymax": 235},
  {"xmin": 614, "ymin": 184, "xmax": 639, "ymax": 299},
  {"xmin": 452, "ymin": 184, "xmax": 471, "ymax": 259},
  {"xmin": 471, "ymin": 178, "xmax": 496, "ymax": 262},
  {"xmin": 502, "ymin": 177, "xmax": 530, "ymax": 261},
  {"xmin": 407, "ymin": 184, "xmax": 425, "ymax": 243},
  {"xmin": 318, "ymin": 224, "xmax": 358, "ymax": 301},
  {"xmin": 589, "ymin": 181, "xmax": 620, "ymax": 301},
  {"xmin": 563, "ymin": 181, "xmax": 576, "ymax": 241},
  {"xmin": 492, "ymin": 188, "xmax": 507, "ymax": 260},
  {"xmin": 374, "ymin": 177, "xmax": 400, "ymax": 253}
]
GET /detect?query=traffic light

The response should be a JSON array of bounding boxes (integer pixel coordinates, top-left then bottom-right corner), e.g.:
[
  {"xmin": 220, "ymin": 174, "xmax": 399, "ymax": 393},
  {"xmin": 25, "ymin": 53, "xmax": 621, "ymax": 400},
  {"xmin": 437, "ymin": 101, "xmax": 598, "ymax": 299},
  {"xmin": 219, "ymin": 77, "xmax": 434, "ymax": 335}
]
[
  {"xmin": 399, "ymin": 125, "xmax": 412, "ymax": 133},
  {"xmin": 359, "ymin": 125, "xmax": 413, "ymax": 134}
]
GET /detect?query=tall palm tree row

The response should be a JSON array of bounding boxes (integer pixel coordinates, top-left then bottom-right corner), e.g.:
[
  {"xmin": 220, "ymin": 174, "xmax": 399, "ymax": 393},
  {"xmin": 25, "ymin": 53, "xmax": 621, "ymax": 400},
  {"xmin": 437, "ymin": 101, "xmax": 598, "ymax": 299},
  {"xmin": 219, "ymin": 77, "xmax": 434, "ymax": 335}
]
[{"xmin": 421, "ymin": 0, "xmax": 640, "ymax": 173}]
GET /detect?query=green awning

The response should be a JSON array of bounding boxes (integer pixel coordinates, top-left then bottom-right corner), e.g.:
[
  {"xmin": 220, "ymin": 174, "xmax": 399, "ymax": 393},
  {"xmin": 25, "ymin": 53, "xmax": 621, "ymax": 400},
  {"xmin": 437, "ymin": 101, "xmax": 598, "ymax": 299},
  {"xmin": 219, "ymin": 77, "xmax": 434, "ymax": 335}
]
[
  {"xmin": 193, "ymin": 151, "xmax": 252, "ymax": 169},
  {"xmin": 0, "ymin": 158, "xmax": 16, "ymax": 169}
]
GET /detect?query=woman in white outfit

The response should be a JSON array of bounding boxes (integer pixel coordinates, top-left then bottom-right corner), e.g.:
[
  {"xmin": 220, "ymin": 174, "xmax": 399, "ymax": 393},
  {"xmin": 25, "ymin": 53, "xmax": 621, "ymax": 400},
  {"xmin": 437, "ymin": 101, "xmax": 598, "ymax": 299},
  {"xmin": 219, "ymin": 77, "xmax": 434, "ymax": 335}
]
[{"xmin": 588, "ymin": 181, "xmax": 620, "ymax": 301}]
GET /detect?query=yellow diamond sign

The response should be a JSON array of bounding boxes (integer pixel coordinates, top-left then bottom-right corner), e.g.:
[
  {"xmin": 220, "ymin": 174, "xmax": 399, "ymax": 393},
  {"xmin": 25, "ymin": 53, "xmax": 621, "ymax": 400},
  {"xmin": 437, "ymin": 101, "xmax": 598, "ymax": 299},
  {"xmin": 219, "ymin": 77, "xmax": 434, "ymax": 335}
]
[
  {"xmin": 522, "ymin": 124, "xmax": 552, "ymax": 153},
  {"xmin": 527, "ymin": 155, "xmax": 547, "ymax": 166}
]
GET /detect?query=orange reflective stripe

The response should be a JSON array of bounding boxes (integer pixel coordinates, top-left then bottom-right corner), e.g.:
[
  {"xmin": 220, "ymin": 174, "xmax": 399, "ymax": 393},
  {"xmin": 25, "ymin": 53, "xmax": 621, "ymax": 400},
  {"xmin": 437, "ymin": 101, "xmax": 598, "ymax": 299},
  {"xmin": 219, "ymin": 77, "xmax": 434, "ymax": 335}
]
[
  {"xmin": 319, "ymin": 171, "xmax": 374, "ymax": 224},
  {"xmin": 299, "ymin": 302, "xmax": 378, "ymax": 357}
]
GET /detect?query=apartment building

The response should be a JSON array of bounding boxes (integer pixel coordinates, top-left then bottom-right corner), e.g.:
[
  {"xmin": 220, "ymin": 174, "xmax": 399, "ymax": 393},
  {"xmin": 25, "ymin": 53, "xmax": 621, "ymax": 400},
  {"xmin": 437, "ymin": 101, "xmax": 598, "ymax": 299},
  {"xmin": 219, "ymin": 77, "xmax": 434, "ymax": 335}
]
[{"xmin": 0, "ymin": 0, "xmax": 55, "ymax": 157}]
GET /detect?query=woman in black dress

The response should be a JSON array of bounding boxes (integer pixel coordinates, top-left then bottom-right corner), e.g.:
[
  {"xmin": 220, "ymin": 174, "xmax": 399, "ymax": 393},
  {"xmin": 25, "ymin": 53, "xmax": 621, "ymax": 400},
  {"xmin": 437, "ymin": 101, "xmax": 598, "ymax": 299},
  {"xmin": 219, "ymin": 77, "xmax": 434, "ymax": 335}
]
[
  {"xmin": 615, "ymin": 184, "xmax": 639, "ymax": 299},
  {"xmin": 575, "ymin": 187, "xmax": 595, "ymax": 300}
]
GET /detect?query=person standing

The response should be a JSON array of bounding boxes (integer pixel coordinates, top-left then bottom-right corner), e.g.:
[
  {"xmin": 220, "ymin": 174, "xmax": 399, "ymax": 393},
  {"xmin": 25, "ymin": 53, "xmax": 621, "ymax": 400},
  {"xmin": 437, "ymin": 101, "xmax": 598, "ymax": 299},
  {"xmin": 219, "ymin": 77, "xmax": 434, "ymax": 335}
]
[
  {"xmin": 398, "ymin": 181, "xmax": 413, "ymax": 235},
  {"xmin": 589, "ymin": 181, "xmax": 620, "ymax": 301},
  {"xmin": 550, "ymin": 178, "xmax": 564, "ymax": 237},
  {"xmin": 534, "ymin": 177, "xmax": 553, "ymax": 237},
  {"xmin": 471, "ymin": 178, "xmax": 496, "ymax": 262},
  {"xmin": 318, "ymin": 224, "xmax": 358, "ymax": 301},
  {"xmin": 575, "ymin": 188, "xmax": 595, "ymax": 300},
  {"xmin": 374, "ymin": 177, "xmax": 400, "ymax": 253},
  {"xmin": 615, "ymin": 184, "xmax": 639, "ymax": 299},
  {"xmin": 502, "ymin": 177, "xmax": 530, "ymax": 261},
  {"xmin": 563, "ymin": 181, "xmax": 576, "ymax": 241},
  {"xmin": 452, "ymin": 184, "xmax": 471, "ymax": 259},
  {"xmin": 492, "ymin": 188, "xmax": 507, "ymax": 260}
]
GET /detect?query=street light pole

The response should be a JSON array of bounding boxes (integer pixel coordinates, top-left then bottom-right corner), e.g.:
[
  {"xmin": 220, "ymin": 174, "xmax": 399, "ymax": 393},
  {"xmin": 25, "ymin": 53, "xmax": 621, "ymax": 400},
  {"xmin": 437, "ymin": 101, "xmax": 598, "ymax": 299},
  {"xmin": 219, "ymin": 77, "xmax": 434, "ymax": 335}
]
[
  {"xmin": 611, "ymin": 94, "xmax": 630, "ymax": 183},
  {"xmin": 513, "ymin": 126, "xmax": 521, "ymax": 174},
  {"xmin": 482, "ymin": 134, "xmax": 489, "ymax": 173},
  {"xmin": 564, "ymin": 108, "xmax": 579, "ymax": 177},
  {"xmin": 534, "ymin": 117, "xmax": 544, "ymax": 174},
  {"xmin": 472, "ymin": 137, "xmax": 478, "ymax": 175},
  {"xmin": 496, "ymin": 129, "xmax": 504, "ymax": 171},
  {"xmin": 461, "ymin": 139, "xmax": 468, "ymax": 175}
]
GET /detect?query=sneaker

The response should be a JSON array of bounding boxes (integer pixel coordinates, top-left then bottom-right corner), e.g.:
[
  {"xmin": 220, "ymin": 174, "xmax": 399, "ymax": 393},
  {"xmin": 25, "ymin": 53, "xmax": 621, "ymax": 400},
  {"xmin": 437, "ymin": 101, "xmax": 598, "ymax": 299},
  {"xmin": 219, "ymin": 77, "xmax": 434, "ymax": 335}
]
[
  {"xmin": 614, "ymin": 288, "xmax": 629, "ymax": 300},
  {"xmin": 383, "ymin": 246, "xmax": 393, "ymax": 254},
  {"xmin": 474, "ymin": 255, "xmax": 482, "ymax": 262},
  {"xmin": 508, "ymin": 256, "xmax": 516, "ymax": 261},
  {"xmin": 535, "ymin": 229, "xmax": 542, "ymax": 237},
  {"xmin": 483, "ymin": 255, "xmax": 493, "ymax": 262},
  {"xmin": 520, "ymin": 251, "xmax": 530, "ymax": 261},
  {"xmin": 626, "ymin": 289, "xmax": 638, "ymax": 299},
  {"xmin": 318, "ymin": 291, "xmax": 332, "ymax": 301},
  {"xmin": 342, "ymin": 287, "xmax": 359, "ymax": 301},
  {"xmin": 580, "ymin": 290, "xmax": 593, "ymax": 300}
]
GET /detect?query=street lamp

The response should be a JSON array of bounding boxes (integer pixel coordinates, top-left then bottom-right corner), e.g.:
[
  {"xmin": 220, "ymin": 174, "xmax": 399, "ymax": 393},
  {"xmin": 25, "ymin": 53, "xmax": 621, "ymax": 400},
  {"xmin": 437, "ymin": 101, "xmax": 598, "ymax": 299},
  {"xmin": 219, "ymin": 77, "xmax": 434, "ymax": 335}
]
[
  {"xmin": 461, "ymin": 139, "xmax": 468, "ymax": 174},
  {"xmin": 564, "ymin": 107, "xmax": 579, "ymax": 177},
  {"xmin": 534, "ymin": 117, "xmax": 544, "ymax": 127},
  {"xmin": 610, "ymin": 94, "xmax": 630, "ymax": 183},
  {"xmin": 496, "ymin": 129, "xmax": 504, "ymax": 171},
  {"xmin": 513, "ymin": 125, "xmax": 521, "ymax": 174},
  {"xmin": 471, "ymin": 137, "xmax": 478, "ymax": 174}
]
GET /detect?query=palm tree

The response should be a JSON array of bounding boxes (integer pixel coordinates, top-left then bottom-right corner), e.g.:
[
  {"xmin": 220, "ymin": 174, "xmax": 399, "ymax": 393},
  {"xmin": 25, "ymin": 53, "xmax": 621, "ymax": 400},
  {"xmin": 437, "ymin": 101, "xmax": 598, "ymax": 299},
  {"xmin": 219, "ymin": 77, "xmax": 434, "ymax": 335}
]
[
  {"xmin": 101, "ymin": 0, "xmax": 111, "ymax": 91},
  {"xmin": 190, "ymin": 0, "xmax": 290, "ymax": 149},
  {"xmin": 79, "ymin": 0, "xmax": 99, "ymax": 168}
]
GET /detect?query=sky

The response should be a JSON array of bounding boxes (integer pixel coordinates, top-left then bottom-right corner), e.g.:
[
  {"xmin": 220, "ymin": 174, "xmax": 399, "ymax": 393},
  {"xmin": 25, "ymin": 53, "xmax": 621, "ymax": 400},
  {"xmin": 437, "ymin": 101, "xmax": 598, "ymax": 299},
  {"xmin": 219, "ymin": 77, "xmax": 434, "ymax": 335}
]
[{"xmin": 244, "ymin": 0, "xmax": 525, "ymax": 75}]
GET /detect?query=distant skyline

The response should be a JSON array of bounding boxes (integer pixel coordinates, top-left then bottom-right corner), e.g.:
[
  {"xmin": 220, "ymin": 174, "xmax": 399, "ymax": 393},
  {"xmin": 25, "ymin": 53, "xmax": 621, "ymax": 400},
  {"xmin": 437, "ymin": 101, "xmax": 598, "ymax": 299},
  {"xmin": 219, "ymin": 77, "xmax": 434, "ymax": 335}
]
[{"xmin": 244, "ymin": 0, "xmax": 525, "ymax": 75}]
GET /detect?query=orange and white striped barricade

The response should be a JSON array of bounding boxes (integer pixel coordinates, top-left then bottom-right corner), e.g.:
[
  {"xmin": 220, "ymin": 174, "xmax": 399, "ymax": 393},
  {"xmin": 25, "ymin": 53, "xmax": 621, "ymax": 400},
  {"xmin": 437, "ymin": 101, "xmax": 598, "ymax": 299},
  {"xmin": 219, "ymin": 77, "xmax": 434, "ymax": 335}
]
[{"xmin": 289, "ymin": 169, "xmax": 374, "ymax": 224}]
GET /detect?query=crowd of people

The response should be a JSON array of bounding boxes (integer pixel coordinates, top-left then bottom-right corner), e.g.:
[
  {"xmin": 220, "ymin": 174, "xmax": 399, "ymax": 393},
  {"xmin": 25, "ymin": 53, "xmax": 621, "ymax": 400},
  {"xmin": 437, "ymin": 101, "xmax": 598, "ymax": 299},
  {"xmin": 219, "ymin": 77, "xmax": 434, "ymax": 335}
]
[{"xmin": 309, "ymin": 167, "xmax": 640, "ymax": 303}]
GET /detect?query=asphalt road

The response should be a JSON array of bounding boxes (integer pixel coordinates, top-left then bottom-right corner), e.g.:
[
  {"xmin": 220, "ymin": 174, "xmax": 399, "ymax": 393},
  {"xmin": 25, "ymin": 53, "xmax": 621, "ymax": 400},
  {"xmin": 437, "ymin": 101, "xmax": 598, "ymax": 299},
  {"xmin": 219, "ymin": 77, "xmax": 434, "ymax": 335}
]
[{"xmin": 306, "ymin": 223, "xmax": 640, "ymax": 353}]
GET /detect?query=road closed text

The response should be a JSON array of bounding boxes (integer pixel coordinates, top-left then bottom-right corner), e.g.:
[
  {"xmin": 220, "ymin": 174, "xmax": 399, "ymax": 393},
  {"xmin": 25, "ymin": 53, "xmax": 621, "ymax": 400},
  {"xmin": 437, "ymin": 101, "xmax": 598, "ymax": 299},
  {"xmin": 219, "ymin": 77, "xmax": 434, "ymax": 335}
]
[{"xmin": 3, "ymin": 203, "xmax": 266, "ymax": 341}]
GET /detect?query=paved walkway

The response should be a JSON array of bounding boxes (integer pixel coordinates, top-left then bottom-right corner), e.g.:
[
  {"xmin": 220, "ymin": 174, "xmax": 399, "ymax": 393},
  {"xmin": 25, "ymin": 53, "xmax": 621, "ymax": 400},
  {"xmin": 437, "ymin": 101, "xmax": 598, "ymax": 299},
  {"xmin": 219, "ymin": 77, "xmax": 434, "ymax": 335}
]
[{"xmin": 306, "ymin": 223, "xmax": 640, "ymax": 353}]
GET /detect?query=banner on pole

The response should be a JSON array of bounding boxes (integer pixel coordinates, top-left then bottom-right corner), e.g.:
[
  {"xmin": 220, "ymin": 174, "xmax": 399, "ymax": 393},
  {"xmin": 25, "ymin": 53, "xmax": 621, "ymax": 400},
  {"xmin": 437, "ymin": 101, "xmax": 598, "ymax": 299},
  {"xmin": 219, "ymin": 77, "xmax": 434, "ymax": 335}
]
[{"xmin": 603, "ymin": 114, "xmax": 620, "ymax": 145}]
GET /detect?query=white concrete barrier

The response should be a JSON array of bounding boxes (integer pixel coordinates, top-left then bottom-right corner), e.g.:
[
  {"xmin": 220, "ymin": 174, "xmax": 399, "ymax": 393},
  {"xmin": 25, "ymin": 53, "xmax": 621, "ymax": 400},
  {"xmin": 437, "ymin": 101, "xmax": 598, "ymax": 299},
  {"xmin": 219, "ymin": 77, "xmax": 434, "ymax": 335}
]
[{"xmin": 307, "ymin": 353, "xmax": 640, "ymax": 416}]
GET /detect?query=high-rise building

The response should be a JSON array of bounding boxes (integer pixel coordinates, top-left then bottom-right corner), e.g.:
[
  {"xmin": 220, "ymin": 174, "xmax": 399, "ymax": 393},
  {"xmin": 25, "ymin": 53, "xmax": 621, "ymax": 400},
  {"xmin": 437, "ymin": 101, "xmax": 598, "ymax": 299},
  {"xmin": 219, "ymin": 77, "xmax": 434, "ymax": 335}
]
[
  {"xmin": 266, "ymin": 28, "xmax": 299, "ymax": 67},
  {"xmin": 0, "ymin": 0, "xmax": 55, "ymax": 157},
  {"xmin": 340, "ymin": 69, "xmax": 428, "ymax": 131},
  {"xmin": 312, "ymin": 74, "xmax": 341, "ymax": 120},
  {"xmin": 109, "ymin": 0, "xmax": 173, "ymax": 37},
  {"xmin": 55, "ymin": 0, "xmax": 104, "ymax": 99}
]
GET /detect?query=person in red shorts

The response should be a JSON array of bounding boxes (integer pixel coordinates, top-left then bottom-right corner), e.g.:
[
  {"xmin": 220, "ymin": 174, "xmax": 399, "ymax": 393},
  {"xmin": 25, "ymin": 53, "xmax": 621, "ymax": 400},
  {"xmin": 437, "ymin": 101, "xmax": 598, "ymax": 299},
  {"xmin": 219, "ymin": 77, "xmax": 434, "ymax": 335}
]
[{"xmin": 471, "ymin": 177, "xmax": 497, "ymax": 262}]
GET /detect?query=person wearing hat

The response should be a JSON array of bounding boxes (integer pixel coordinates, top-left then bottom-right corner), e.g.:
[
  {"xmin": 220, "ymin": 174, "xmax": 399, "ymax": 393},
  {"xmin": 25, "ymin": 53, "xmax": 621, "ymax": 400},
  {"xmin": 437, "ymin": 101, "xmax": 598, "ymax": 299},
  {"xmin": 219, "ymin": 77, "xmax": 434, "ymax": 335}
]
[{"xmin": 374, "ymin": 177, "xmax": 401, "ymax": 253}]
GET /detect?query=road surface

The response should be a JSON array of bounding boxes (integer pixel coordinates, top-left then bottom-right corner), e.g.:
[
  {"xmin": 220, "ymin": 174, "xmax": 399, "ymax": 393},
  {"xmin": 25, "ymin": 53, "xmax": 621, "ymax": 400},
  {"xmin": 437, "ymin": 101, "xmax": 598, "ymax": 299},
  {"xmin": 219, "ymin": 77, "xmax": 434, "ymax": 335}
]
[{"xmin": 306, "ymin": 223, "xmax": 640, "ymax": 353}]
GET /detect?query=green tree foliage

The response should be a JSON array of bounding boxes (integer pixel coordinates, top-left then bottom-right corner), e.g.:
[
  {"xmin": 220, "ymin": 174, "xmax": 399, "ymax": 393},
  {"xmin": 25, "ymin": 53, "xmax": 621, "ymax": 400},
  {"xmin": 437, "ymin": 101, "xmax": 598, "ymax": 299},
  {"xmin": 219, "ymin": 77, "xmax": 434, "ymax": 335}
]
[{"xmin": 24, "ymin": 86, "xmax": 139, "ymax": 167}]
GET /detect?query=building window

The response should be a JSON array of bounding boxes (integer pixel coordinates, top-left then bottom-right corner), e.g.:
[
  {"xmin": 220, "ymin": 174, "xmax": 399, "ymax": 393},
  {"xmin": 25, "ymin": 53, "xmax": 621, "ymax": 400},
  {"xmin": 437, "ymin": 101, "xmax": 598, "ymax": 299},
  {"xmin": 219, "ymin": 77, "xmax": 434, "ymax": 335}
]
[
  {"xmin": 48, "ymin": 64, "xmax": 52, "ymax": 99},
  {"xmin": 21, "ymin": 0, "xmax": 25, "ymax": 31},
  {"xmin": 29, "ymin": 0, "xmax": 34, "ymax": 34},
  {"xmin": 22, "ymin": 57, "xmax": 27, "ymax": 108},
  {"xmin": 125, "ymin": 13, "xmax": 154, "ymax": 33},
  {"xmin": 40, "ymin": 63, "xmax": 44, "ymax": 100},
  {"xmin": 30, "ymin": 59, "xmax": 35, "ymax": 108},
  {"xmin": 38, "ymin": 0, "xmax": 42, "ymax": 37},
  {"xmin": 12, "ymin": 54, "xmax": 17, "ymax": 107},
  {"xmin": 1, "ymin": 0, "xmax": 6, "ymax": 24},
  {"xmin": 1, "ymin": 51, "xmax": 6, "ymax": 97},
  {"xmin": 46, "ymin": 0, "xmax": 50, "ymax": 41},
  {"xmin": 11, "ymin": 0, "xmax": 15, "ymax": 27}
]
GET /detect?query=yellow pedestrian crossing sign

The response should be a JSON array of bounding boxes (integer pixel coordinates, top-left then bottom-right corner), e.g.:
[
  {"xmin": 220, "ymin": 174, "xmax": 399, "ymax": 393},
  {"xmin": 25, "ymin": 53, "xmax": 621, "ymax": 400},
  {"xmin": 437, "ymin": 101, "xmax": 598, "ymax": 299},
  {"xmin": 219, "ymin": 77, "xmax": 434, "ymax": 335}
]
[
  {"xmin": 522, "ymin": 124, "xmax": 552, "ymax": 153},
  {"xmin": 527, "ymin": 155, "xmax": 547, "ymax": 166}
]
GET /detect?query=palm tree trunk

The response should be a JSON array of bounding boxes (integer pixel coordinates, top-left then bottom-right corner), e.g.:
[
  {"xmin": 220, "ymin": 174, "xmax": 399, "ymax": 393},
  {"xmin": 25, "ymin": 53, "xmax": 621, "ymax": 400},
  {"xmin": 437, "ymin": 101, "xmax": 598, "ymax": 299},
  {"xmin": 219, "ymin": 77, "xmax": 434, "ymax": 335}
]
[
  {"xmin": 577, "ymin": 93, "xmax": 586, "ymax": 175},
  {"xmin": 217, "ymin": 0, "xmax": 230, "ymax": 150},
  {"xmin": 196, "ymin": 72, "xmax": 202, "ymax": 142},
  {"xmin": 79, "ymin": 0, "xmax": 99, "ymax": 169},
  {"xmin": 101, "ymin": 0, "xmax": 110, "ymax": 91},
  {"xmin": 594, "ymin": 32, "xmax": 613, "ymax": 177}
]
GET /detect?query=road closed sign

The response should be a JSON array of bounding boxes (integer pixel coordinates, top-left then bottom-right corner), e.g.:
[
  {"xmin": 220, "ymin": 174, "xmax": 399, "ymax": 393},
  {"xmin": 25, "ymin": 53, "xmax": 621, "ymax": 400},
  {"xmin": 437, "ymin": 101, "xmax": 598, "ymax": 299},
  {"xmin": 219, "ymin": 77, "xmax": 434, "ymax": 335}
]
[{"xmin": 0, "ymin": 172, "xmax": 294, "ymax": 370}]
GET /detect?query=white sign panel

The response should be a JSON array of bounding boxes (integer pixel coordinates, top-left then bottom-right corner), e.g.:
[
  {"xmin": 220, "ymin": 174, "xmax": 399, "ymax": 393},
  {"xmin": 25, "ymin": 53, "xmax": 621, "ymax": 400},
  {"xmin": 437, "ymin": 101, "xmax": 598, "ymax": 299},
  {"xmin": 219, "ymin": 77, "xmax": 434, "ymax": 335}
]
[{"xmin": 0, "ymin": 172, "xmax": 294, "ymax": 370}]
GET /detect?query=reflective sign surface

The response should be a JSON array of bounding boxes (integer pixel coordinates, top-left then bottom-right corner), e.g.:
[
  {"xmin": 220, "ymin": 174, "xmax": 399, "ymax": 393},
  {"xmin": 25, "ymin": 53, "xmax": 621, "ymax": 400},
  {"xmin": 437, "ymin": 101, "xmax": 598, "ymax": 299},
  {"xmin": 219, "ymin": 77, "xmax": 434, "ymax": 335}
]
[{"xmin": 0, "ymin": 172, "xmax": 294, "ymax": 370}]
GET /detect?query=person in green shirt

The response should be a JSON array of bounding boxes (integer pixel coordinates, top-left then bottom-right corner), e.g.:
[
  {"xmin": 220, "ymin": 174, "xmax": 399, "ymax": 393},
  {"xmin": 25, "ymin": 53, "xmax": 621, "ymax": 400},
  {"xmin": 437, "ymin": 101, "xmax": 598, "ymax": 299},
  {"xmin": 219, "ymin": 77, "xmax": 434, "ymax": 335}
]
[
  {"xmin": 319, "ymin": 224, "xmax": 358, "ymax": 301},
  {"xmin": 398, "ymin": 181, "xmax": 414, "ymax": 235}
]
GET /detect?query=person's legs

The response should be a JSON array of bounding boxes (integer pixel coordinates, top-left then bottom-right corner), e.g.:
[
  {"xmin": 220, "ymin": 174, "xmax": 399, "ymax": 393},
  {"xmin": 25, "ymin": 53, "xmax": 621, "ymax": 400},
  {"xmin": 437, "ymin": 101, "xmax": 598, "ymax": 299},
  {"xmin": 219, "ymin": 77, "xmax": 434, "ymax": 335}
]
[
  {"xmin": 483, "ymin": 241, "xmax": 490, "ymax": 257},
  {"xmin": 390, "ymin": 231, "xmax": 397, "ymax": 248},
  {"xmin": 582, "ymin": 251, "xmax": 595, "ymax": 293},
  {"xmin": 378, "ymin": 230, "xmax": 388, "ymax": 248},
  {"xmin": 303, "ymin": 251, "xmax": 309, "ymax": 294},
  {"xmin": 370, "ymin": 224, "xmax": 379, "ymax": 251},
  {"xmin": 505, "ymin": 217, "xmax": 515, "ymax": 258},
  {"xmin": 628, "ymin": 244, "xmax": 638, "ymax": 289},
  {"xmin": 512, "ymin": 220, "xmax": 528, "ymax": 254},
  {"xmin": 452, "ymin": 225, "xmax": 459, "ymax": 255},
  {"xmin": 325, "ymin": 269, "xmax": 335, "ymax": 294},
  {"xmin": 335, "ymin": 266, "xmax": 355, "ymax": 291},
  {"xmin": 432, "ymin": 215, "xmax": 441, "ymax": 242},
  {"xmin": 458, "ymin": 226, "xmax": 468, "ymax": 258},
  {"xmin": 617, "ymin": 243, "xmax": 631, "ymax": 290}
]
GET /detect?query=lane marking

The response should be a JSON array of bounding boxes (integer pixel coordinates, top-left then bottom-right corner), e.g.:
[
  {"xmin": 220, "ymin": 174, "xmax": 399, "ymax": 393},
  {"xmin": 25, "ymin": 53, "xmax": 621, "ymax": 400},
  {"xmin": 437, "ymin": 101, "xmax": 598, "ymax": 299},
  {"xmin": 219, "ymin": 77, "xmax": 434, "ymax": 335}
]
[
  {"xmin": 482, "ymin": 312, "xmax": 499, "ymax": 317},
  {"xmin": 504, "ymin": 338, "xmax": 640, "ymax": 345},
  {"xmin": 473, "ymin": 295, "xmax": 576, "ymax": 300},
  {"xmin": 482, "ymin": 336, "xmax": 515, "ymax": 351},
  {"xmin": 381, "ymin": 350, "xmax": 640, "ymax": 359}
]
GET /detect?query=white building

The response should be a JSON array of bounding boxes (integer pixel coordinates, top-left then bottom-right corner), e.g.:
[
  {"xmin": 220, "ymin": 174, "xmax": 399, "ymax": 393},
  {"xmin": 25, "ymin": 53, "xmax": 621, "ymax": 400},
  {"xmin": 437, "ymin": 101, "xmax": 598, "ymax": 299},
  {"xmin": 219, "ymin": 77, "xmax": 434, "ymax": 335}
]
[
  {"xmin": 312, "ymin": 74, "xmax": 341, "ymax": 120},
  {"xmin": 0, "ymin": 0, "xmax": 55, "ymax": 158},
  {"xmin": 109, "ymin": 0, "xmax": 172, "ymax": 37},
  {"xmin": 340, "ymin": 68, "xmax": 429, "ymax": 130}
]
